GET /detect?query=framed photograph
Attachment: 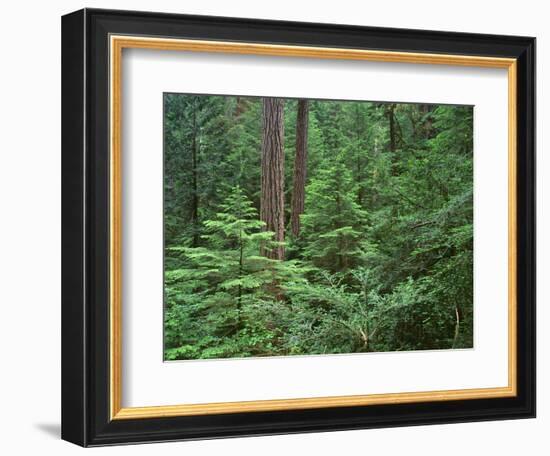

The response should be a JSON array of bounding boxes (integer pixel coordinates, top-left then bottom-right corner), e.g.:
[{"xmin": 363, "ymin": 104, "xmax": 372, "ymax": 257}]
[{"xmin": 61, "ymin": 8, "xmax": 535, "ymax": 447}]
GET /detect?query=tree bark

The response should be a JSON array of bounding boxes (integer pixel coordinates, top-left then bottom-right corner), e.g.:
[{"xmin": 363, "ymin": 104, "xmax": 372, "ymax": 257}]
[
  {"xmin": 191, "ymin": 98, "xmax": 199, "ymax": 246},
  {"xmin": 452, "ymin": 305, "xmax": 461, "ymax": 349},
  {"xmin": 260, "ymin": 98, "xmax": 285, "ymax": 260},
  {"xmin": 421, "ymin": 104, "xmax": 434, "ymax": 139},
  {"xmin": 234, "ymin": 96, "xmax": 247, "ymax": 118},
  {"xmin": 388, "ymin": 103, "xmax": 396, "ymax": 153},
  {"xmin": 290, "ymin": 99, "xmax": 309, "ymax": 237},
  {"xmin": 387, "ymin": 103, "xmax": 398, "ymax": 176}
]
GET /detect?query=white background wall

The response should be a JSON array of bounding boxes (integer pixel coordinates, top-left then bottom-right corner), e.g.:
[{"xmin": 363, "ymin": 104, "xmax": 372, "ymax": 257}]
[{"xmin": 0, "ymin": 0, "xmax": 545, "ymax": 453}]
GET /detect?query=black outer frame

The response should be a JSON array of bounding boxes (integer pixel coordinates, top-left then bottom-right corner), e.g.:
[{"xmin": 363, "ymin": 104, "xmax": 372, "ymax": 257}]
[{"xmin": 61, "ymin": 8, "xmax": 536, "ymax": 447}]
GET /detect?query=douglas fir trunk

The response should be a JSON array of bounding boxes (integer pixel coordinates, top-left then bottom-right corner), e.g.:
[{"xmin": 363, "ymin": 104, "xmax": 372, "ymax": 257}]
[
  {"xmin": 260, "ymin": 98, "xmax": 286, "ymax": 260},
  {"xmin": 290, "ymin": 99, "xmax": 309, "ymax": 238}
]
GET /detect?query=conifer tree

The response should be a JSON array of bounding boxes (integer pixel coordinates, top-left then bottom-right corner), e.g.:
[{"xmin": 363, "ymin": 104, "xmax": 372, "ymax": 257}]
[
  {"xmin": 290, "ymin": 99, "xmax": 309, "ymax": 237},
  {"xmin": 260, "ymin": 98, "xmax": 286, "ymax": 259},
  {"xmin": 300, "ymin": 155, "xmax": 368, "ymax": 273},
  {"xmin": 165, "ymin": 186, "xmax": 304, "ymax": 359}
]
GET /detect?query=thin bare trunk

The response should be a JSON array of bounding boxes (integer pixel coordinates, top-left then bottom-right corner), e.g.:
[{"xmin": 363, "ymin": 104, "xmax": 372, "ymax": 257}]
[
  {"xmin": 388, "ymin": 103, "xmax": 396, "ymax": 153},
  {"xmin": 388, "ymin": 103, "xmax": 398, "ymax": 176},
  {"xmin": 356, "ymin": 155, "xmax": 364, "ymax": 205},
  {"xmin": 452, "ymin": 306, "xmax": 460, "ymax": 348},
  {"xmin": 191, "ymin": 98, "xmax": 199, "ymax": 246},
  {"xmin": 234, "ymin": 96, "xmax": 247, "ymax": 118},
  {"xmin": 290, "ymin": 99, "xmax": 309, "ymax": 237},
  {"xmin": 421, "ymin": 104, "xmax": 434, "ymax": 138},
  {"xmin": 260, "ymin": 98, "xmax": 285, "ymax": 260}
]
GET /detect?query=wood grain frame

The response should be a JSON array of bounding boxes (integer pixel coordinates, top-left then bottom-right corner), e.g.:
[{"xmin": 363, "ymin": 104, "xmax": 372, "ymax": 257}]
[{"xmin": 109, "ymin": 36, "xmax": 517, "ymax": 420}]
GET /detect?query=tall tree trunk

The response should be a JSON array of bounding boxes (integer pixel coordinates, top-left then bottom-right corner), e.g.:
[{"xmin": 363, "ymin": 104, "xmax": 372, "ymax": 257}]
[
  {"xmin": 452, "ymin": 305, "xmax": 461, "ymax": 349},
  {"xmin": 355, "ymin": 106, "xmax": 365, "ymax": 206},
  {"xmin": 191, "ymin": 98, "xmax": 199, "ymax": 246},
  {"xmin": 234, "ymin": 96, "xmax": 247, "ymax": 118},
  {"xmin": 388, "ymin": 103, "xmax": 396, "ymax": 153},
  {"xmin": 421, "ymin": 104, "xmax": 434, "ymax": 139},
  {"xmin": 290, "ymin": 99, "xmax": 309, "ymax": 237},
  {"xmin": 260, "ymin": 98, "xmax": 285, "ymax": 260},
  {"xmin": 356, "ymin": 155, "xmax": 364, "ymax": 205},
  {"xmin": 387, "ymin": 103, "xmax": 398, "ymax": 176}
]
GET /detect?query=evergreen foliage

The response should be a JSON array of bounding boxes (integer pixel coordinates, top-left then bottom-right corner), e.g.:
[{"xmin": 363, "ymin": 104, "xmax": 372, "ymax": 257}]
[{"xmin": 164, "ymin": 94, "xmax": 474, "ymax": 360}]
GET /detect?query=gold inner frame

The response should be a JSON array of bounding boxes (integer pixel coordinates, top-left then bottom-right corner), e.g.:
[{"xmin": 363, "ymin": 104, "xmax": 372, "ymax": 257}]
[{"xmin": 109, "ymin": 35, "xmax": 518, "ymax": 420}]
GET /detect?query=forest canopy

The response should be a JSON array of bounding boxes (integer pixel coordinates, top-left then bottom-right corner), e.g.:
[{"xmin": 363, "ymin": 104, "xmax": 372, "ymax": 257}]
[{"xmin": 164, "ymin": 93, "xmax": 474, "ymax": 361}]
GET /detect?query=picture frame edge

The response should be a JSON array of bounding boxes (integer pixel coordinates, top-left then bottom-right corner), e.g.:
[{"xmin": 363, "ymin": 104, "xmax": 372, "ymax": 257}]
[{"xmin": 61, "ymin": 8, "xmax": 536, "ymax": 447}]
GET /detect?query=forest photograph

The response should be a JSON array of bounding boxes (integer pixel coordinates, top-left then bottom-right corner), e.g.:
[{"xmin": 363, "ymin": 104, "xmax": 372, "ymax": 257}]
[{"xmin": 163, "ymin": 93, "xmax": 474, "ymax": 361}]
